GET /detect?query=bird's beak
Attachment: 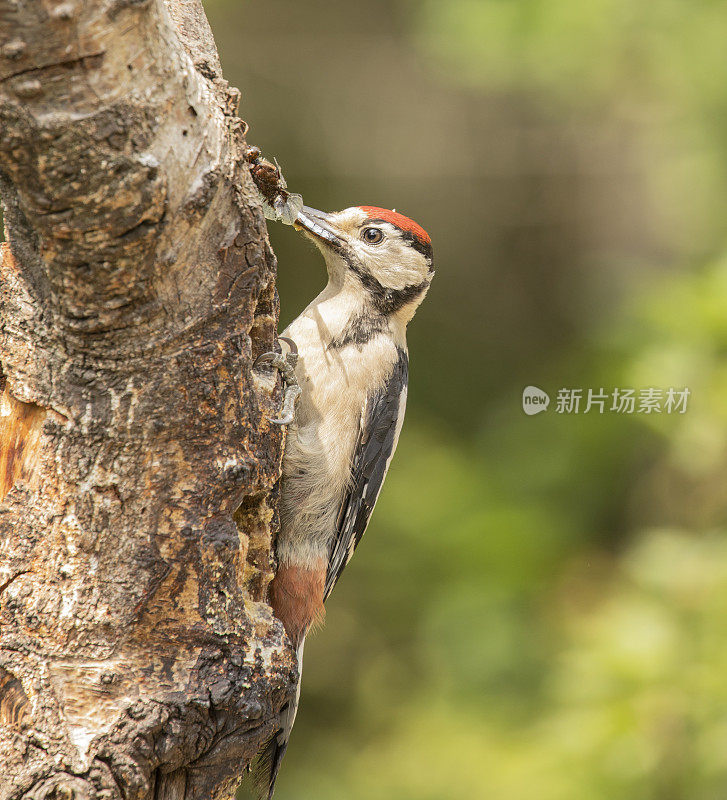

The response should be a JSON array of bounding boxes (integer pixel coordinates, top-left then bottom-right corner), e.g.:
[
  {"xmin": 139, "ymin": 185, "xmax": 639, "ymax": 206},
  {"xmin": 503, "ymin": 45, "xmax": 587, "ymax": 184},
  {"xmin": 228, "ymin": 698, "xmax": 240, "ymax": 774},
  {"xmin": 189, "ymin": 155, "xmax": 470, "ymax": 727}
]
[{"xmin": 294, "ymin": 206, "xmax": 345, "ymax": 251}]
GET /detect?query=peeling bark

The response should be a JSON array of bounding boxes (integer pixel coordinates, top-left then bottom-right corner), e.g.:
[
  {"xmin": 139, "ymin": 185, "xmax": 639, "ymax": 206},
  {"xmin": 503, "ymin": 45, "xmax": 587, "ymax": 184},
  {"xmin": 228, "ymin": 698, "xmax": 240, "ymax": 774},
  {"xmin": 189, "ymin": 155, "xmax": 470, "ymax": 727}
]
[{"xmin": 0, "ymin": 0, "xmax": 295, "ymax": 797}]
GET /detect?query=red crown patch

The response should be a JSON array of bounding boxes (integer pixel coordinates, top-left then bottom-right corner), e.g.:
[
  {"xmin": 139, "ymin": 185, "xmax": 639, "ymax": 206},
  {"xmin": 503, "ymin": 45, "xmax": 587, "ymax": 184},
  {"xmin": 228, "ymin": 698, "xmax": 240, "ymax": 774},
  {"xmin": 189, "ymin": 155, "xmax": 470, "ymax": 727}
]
[{"xmin": 358, "ymin": 206, "xmax": 431, "ymax": 246}]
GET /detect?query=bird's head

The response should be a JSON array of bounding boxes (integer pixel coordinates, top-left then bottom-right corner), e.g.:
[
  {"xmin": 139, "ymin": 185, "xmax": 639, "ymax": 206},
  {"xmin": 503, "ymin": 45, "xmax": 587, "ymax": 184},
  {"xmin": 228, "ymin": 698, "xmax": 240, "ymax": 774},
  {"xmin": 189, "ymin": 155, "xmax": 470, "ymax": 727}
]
[{"xmin": 294, "ymin": 205, "xmax": 434, "ymax": 321}]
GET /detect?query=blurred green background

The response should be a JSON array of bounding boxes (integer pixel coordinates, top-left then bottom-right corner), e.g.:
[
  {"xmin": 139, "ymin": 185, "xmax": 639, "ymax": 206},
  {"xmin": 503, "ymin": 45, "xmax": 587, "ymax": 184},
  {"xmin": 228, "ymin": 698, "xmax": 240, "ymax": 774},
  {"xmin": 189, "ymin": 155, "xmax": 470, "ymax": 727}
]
[{"xmin": 208, "ymin": 1, "xmax": 727, "ymax": 799}]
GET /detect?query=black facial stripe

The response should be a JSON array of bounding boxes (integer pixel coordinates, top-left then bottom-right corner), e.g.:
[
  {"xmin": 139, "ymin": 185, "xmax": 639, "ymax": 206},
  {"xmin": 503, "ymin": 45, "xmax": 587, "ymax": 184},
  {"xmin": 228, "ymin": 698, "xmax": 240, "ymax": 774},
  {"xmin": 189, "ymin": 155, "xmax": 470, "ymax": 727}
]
[
  {"xmin": 400, "ymin": 230, "xmax": 434, "ymax": 270},
  {"xmin": 364, "ymin": 217, "xmax": 434, "ymax": 270},
  {"xmin": 383, "ymin": 279, "xmax": 430, "ymax": 313},
  {"xmin": 348, "ymin": 261, "xmax": 430, "ymax": 315},
  {"xmin": 328, "ymin": 312, "xmax": 388, "ymax": 350}
]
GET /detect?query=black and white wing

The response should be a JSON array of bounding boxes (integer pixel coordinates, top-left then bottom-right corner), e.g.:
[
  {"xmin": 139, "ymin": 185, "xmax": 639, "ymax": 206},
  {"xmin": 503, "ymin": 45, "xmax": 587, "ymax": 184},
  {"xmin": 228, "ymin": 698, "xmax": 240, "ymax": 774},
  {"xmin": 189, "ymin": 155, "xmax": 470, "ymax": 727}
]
[{"xmin": 324, "ymin": 349, "xmax": 409, "ymax": 601}]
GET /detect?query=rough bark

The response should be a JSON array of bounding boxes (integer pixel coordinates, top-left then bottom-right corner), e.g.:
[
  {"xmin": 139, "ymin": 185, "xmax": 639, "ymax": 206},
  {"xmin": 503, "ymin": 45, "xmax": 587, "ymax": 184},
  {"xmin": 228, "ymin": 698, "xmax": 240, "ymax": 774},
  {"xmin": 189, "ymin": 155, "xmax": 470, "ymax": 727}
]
[{"xmin": 0, "ymin": 0, "xmax": 295, "ymax": 798}]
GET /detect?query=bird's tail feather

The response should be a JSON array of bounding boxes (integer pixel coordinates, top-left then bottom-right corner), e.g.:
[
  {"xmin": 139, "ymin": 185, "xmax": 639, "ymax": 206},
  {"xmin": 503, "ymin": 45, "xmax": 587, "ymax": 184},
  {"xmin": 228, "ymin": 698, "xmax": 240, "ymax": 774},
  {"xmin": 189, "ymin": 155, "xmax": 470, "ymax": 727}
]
[{"xmin": 250, "ymin": 638, "xmax": 305, "ymax": 800}]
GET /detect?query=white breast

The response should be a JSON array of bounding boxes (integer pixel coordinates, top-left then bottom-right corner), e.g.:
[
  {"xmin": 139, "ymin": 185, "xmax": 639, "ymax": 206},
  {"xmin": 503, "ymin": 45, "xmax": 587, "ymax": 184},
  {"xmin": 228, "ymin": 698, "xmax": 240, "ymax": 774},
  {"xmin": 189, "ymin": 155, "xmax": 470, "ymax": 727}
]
[{"xmin": 277, "ymin": 287, "xmax": 402, "ymax": 569}]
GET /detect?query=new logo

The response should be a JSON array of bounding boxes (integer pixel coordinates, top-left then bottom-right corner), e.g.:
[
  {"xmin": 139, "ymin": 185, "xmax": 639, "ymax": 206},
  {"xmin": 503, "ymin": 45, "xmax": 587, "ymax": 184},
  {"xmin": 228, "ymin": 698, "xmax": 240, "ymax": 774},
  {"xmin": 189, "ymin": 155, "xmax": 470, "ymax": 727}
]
[{"xmin": 522, "ymin": 386, "xmax": 550, "ymax": 415}]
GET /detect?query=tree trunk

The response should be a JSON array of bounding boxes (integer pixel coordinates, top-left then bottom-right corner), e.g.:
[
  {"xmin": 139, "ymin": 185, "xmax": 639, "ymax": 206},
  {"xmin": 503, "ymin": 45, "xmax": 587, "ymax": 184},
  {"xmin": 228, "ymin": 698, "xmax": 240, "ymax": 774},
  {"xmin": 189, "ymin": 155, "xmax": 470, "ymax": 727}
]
[{"xmin": 0, "ymin": 0, "xmax": 295, "ymax": 797}]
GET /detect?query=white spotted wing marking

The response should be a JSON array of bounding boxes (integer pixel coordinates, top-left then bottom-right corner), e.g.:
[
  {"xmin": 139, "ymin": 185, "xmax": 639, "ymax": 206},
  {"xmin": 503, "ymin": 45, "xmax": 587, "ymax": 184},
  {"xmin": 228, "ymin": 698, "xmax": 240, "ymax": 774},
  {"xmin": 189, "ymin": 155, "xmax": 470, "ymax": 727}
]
[{"xmin": 324, "ymin": 349, "xmax": 409, "ymax": 600}]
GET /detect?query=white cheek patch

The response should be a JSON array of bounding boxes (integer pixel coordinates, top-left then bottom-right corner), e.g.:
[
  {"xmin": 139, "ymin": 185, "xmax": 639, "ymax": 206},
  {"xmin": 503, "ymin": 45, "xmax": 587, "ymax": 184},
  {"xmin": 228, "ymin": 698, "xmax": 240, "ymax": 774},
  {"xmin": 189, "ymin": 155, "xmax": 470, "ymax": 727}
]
[{"xmin": 363, "ymin": 243, "xmax": 427, "ymax": 291}]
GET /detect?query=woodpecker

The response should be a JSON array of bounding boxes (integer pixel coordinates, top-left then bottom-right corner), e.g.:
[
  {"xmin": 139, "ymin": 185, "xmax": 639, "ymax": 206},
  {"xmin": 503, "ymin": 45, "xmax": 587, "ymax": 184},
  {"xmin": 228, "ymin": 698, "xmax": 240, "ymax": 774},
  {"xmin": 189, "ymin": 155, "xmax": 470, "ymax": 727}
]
[{"xmin": 253, "ymin": 204, "xmax": 433, "ymax": 799}]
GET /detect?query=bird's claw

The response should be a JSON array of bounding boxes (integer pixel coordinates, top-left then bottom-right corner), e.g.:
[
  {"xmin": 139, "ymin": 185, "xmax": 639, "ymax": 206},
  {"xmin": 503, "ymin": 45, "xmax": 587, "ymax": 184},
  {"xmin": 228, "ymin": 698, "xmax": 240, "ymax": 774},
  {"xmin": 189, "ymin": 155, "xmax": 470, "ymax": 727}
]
[{"xmin": 254, "ymin": 337, "xmax": 301, "ymax": 425}]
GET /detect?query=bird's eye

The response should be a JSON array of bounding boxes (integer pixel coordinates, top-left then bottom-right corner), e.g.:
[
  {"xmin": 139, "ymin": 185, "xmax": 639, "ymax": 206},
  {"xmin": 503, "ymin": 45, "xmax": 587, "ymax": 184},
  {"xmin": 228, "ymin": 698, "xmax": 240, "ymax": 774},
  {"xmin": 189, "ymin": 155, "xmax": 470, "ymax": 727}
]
[{"xmin": 361, "ymin": 227, "xmax": 384, "ymax": 245}]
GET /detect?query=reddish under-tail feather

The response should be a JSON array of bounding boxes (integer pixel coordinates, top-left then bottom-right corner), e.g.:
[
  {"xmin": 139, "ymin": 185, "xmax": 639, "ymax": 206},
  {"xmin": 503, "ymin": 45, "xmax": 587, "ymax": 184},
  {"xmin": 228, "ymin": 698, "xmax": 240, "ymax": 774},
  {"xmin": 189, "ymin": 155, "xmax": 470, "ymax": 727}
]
[{"xmin": 269, "ymin": 561, "xmax": 326, "ymax": 649}]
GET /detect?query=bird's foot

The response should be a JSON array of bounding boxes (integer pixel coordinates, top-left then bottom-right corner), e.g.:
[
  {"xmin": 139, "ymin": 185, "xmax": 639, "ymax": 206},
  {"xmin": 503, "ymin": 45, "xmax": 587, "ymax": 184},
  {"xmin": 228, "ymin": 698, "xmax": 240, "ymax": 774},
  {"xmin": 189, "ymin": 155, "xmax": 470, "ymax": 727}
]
[{"xmin": 254, "ymin": 336, "xmax": 301, "ymax": 425}]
